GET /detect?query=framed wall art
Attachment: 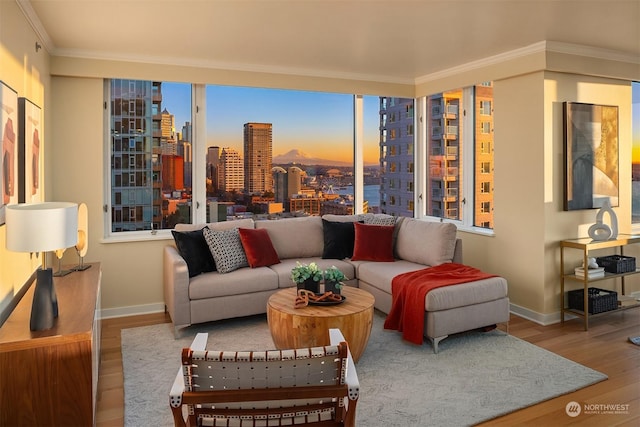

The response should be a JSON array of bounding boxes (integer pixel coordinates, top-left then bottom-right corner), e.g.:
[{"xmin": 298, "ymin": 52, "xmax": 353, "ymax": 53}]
[
  {"xmin": 563, "ymin": 102, "xmax": 619, "ymax": 211},
  {"xmin": 18, "ymin": 98, "xmax": 42, "ymax": 203},
  {"xmin": 0, "ymin": 81, "xmax": 18, "ymax": 225}
]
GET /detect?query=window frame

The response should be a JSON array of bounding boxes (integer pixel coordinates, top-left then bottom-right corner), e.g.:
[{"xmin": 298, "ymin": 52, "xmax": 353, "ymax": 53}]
[
  {"xmin": 416, "ymin": 83, "xmax": 495, "ymax": 235},
  {"xmin": 104, "ymin": 80, "xmax": 496, "ymax": 241}
]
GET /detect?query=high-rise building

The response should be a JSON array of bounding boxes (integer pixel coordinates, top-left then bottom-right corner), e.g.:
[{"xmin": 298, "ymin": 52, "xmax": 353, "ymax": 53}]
[
  {"xmin": 162, "ymin": 154, "xmax": 184, "ymax": 192},
  {"xmin": 243, "ymin": 122, "xmax": 273, "ymax": 194},
  {"xmin": 160, "ymin": 108, "xmax": 178, "ymax": 155},
  {"xmin": 473, "ymin": 83, "xmax": 494, "ymax": 229},
  {"xmin": 272, "ymin": 166, "xmax": 303, "ymax": 213},
  {"xmin": 110, "ymin": 79, "xmax": 162, "ymax": 231},
  {"xmin": 181, "ymin": 141, "xmax": 192, "ymax": 189},
  {"xmin": 379, "ymin": 97, "xmax": 415, "ymax": 217},
  {"xmin": 287, "ymin": 166, "xmax": 303, "ymax": 198},
  {"xmin": 272, "ymin": 167, "xmax": 288, "ymax": 206},
  {"xmin": 427, "ymin": 90, "xmax": 462, "ymax": 221},
  {"xmin": 220, "ymin": 147, "xmax": 244, "ymax": 192},
  {"xmin": 207, "ymin": 146, "xmax": 221, "ymax": 193}
]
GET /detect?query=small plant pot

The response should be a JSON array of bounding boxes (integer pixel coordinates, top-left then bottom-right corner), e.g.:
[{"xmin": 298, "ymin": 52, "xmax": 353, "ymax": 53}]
[
  {"xmin": 324, "ymin": 280, "xmax": 342, "ymax": 295},
  {"xmin": 298, "ymin": 278, "xmax": 320, "ymax": 294}
]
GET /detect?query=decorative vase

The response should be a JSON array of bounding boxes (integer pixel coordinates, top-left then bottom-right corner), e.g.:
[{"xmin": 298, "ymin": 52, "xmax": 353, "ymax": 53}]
[
  {"xmin": 324, "ymin": 280, "xmax": 342, "ymax": 295},
  {"xmin": 588, "ymin": 199, "xmax": 618, "ymax": 241},
  {"xmin": 299, "ymin": 278, "xmax": 320, "ymax": 293}
]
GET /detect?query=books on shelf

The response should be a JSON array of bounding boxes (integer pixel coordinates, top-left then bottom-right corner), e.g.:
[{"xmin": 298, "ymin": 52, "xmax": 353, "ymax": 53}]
[
  {"xmin": 574, "ymin": 267, "xmax": 605, "ymax": 279},
  {"xmin": 618, "ymin": 295, "xmax": 638, "ymax": 307}
]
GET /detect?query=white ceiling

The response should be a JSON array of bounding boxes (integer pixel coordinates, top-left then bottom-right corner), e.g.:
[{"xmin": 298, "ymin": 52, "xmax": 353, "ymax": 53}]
[{"xmin": 20, "ymin": 0, "xmax": 640, "ymax": 83}]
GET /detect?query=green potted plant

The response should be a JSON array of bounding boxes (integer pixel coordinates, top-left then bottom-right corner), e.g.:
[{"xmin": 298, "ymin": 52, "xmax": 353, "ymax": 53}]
[
  {"xmin": 291, "ymin": 261, "xmax": 322, "ymax": 293},
  {"xmin": 323, "ymin": 266, "xmax": 346, "ymax": 295}
]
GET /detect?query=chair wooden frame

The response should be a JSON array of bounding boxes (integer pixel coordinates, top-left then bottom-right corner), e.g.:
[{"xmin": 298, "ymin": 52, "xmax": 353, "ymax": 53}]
[{"xmin": 170, "ymin": 328, "xmax": 359, "ymax": 426}]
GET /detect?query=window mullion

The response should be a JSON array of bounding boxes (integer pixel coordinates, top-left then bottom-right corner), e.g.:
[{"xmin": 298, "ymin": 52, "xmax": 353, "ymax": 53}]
[
  {"xmin": 415, "ymin": 96, "xmax": 427, "ymax": 219},
  {"xmin": 353, "ymin": 95, "xmax": 364, "ymax": 214},
  {"xmin": 462, "ymin": 87, "xmax": 475, "ymax": 227},
  {"xmin": 192, "ymin": 84, "xmax": 207, "ymax": 224}
]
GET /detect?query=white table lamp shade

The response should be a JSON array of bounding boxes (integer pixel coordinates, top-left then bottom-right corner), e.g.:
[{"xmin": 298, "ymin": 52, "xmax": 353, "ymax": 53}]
[{"xmin": 6, "ymin": 202, "xmax": 78, "ymax": 253}]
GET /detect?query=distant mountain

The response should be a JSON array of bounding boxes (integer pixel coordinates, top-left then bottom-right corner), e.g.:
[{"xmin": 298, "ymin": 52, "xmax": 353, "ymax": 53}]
[{"xmin": 273, "ymin": 149, "xmax": 352, "ymax": 167}]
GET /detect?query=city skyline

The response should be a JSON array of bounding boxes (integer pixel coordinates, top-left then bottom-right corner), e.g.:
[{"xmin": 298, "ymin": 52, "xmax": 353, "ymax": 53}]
[{"xmin": 161, "ymin": 83, "xmax": 382, "ymax": 165}]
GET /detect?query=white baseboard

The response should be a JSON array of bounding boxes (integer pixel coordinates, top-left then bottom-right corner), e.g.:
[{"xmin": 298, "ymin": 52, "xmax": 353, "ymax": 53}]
[
  {"xmin": 509, "ymin": 302, "xmax": 573, "ymax": 326},
  {"xmin": 99, "ymin": 302, "xmax": 166, "ymax": 320},
  {"xmin": 99, "ymin": 301, "xmax": 570, "ymax": 326}
]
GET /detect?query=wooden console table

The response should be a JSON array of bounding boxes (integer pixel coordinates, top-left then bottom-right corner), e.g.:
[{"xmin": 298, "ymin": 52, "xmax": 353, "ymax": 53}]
[{"xmin": 0, "ymin": 263, "xmax": 101, "ymax": 426}]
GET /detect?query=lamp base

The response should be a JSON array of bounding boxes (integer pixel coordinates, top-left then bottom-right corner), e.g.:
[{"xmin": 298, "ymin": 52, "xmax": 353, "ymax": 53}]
[{"xmin": 30, "ymin": 268, "xmax": 58, "ymax": 331}]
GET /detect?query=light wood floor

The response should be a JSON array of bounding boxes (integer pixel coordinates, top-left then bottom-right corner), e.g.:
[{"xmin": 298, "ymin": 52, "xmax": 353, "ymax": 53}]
[{"xmin": 96, "ymin": 309, "xmax": 639, "ymax": 426}]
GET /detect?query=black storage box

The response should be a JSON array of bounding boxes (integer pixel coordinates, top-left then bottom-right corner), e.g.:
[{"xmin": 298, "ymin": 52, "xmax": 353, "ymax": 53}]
[
  {"xmin": 568, "ymin": 287, "xmax": 618, "ymax": 314},
  {"xmin": 596, "ymin": 255, "xmax": 636, "ymax": 274}
]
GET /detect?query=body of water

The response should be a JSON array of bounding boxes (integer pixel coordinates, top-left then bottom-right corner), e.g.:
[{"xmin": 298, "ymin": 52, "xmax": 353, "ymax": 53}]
[{"xmin": 335, "ymin": 184, "xmax": 379, "ymax": 207}]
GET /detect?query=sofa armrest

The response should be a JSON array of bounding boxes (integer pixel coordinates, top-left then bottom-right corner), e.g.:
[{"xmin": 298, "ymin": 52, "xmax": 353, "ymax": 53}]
[
  {"xmin": 453, "ymin": 238, "xmax": 463, "ymax": 264},
  {"xmin": 163, "ymin": 245, "xmax": 192, "ymax": 331}
]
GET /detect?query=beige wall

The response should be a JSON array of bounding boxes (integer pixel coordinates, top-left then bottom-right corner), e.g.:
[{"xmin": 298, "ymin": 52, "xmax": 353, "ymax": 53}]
[
  {"xmin": 0, "ymin": 1, "xmax": 50, "ymax": 318},
  {"xmin": 460, "ymin": 71, "xmax": 637, "ymax": 323},
  {"xmin": 3, "ymin": 1, "xmax": 638, "ymax": 323}
]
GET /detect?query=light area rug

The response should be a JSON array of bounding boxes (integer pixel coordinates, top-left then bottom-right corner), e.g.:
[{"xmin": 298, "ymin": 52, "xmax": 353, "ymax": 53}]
[{"xmin": 121, "ymin": 311, "xmax": 606, "ymax": 427}]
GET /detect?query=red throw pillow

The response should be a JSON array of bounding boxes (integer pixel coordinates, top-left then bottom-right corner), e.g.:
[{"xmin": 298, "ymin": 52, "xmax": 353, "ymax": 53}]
[
  {"xmin": 351, "ymin": 222, "xmax": 395, "ymax": 262},
  {"xmin": 239, "ymin": 228, "xmax": 281, "ymax": 268}
]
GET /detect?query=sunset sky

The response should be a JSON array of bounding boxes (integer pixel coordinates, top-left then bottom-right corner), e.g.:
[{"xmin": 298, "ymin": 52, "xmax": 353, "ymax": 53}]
[
  {"xmin": 162, "ymin": 83, "xmax": 381, "ymax": 165},
  {"xmin": 165, "ymin": 82, "xmax": 640, "ymax": 165},
  {"xmin": 633, "ymin": 82, "xmax": 640, "ymax": 163}
]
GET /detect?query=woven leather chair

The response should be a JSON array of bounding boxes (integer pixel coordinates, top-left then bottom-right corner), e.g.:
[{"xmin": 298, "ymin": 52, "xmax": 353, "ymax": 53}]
[{"xmin": 170, "ymin": 328, "xmax": 360, "ymax": 426}]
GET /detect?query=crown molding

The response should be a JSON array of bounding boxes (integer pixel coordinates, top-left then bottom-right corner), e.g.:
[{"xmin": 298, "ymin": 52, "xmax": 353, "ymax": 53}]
[
  {"xmin": 545, "ymin": 40, "xmax": 640, "ymax": 64},
  {"xmin": 415, "ymin": 41, "xmax": 548, "ymax": 85},
  {"xmin": 16, "ymin": 0, "xmax": 54, "ymax": 53},
  {"xmin": 415, "ymin": 40, "xmax": 639, "ymax": 85},
  {"xmin": 51, "ymin": 48, "xmax": 416, "ymax": 86}
]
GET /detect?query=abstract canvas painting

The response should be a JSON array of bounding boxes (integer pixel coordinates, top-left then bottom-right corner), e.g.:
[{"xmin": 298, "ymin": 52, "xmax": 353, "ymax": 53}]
[
  {"xmin": 0, "ymin": 81, "xmax": 18, "ymax": 225},
  {"xmin": 563, "ymin": 102, "xmax": 619, "ymax": 211}
]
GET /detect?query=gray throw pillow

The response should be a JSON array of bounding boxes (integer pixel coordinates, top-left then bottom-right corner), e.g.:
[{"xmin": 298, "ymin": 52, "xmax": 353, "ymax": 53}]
[{"xmin": 203, "ymin": 227, "xmax": 249, "ymax": 274}]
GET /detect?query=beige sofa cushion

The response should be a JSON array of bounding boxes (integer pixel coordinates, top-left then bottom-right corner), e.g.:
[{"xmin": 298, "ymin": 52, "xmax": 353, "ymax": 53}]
[
  {"xmin": 395, "ymin": 219, "xmax": 457, "ymax": 266},
  {"xmin": 255, "ymin": 216, "xmax": 324, "ymax": 259},
  {"xmin": 189, "ymin": 267, "xmax": 278, "ymax": 300}
]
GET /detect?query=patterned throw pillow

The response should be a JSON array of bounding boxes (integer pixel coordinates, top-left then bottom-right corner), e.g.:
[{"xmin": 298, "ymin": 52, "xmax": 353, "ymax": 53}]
[
  {"xmin": 203, "ymin": 227, "xmax": 249, "ymax": 274},
  {"xmin": 363, "ymin": 213, "xmax": 397, "ymax": 226}
]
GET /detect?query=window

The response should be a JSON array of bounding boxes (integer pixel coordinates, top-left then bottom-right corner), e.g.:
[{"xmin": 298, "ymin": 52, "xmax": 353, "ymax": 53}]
[
  {"xmin": 632, "ymin": 82, "xmax": 640, "ymax": 225},
  {"xmin": 107, "ymin": 80, "xmax": 192, "ymax": 233},
  {"xmin": 106, "ymin": 80, "xmax": 492, "ymax": 237},
  {"xmin": 480, "ymin": 141, "xmax": 491, "ymax": 154},
  {"xmin": 423, "ymin": 83, "xmax": 494, "ymax": 229},
  {"xmin": 480, "ymin": 100, "xmax": 492, "ymax": 115}
]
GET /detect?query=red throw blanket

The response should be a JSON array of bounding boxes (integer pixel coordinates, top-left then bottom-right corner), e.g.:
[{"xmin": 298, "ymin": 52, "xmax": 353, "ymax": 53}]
[{"xmin": 383, "ymin": 263, "xmax": 496, "ymax": 345}]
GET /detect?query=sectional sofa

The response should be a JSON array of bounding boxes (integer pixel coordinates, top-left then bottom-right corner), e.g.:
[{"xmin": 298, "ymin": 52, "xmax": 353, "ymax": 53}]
[{"xmin": 163, "ymin": 214, "xmax": 509, "ymax": 352}]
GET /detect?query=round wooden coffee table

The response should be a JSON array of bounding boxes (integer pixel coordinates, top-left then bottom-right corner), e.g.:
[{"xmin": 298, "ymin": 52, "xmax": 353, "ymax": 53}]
[{"xmin": 267, "ymin": 286, "xmax": 375, "ymax": 362}]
